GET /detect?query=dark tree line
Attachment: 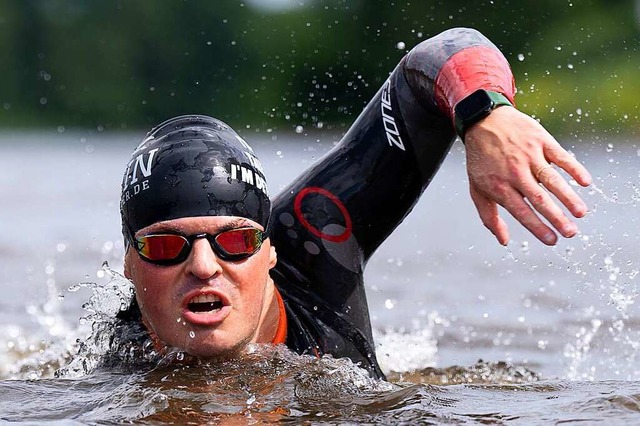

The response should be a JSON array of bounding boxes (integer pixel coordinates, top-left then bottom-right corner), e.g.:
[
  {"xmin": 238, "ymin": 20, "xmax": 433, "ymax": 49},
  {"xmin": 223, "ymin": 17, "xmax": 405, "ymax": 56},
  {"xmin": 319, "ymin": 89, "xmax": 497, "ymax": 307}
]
[{"xmin": 0, "ymin": 0, "xmax": 637, "ymax": 136}]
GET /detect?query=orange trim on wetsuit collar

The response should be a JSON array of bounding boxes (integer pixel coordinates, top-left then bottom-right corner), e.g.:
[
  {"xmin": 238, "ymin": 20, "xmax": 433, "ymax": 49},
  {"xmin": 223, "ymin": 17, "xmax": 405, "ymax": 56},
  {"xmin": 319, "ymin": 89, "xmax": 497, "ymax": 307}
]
[{"xmin": 271, "ymin": 287, "xmax": 288, "ymax": 345}]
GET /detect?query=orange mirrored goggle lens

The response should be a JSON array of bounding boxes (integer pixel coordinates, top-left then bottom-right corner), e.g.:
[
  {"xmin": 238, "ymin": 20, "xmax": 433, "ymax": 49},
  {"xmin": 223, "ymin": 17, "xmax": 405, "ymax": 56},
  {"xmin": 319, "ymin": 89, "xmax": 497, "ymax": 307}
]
[
  {"xmin": 137, "ymin": 234, "xmax": 187, "ymax": 260},
  {"xmin": 134, "ymin": 227, "xmax": 264, "ymax": 265},
  {"xmin": 215, "ymin": 227, "xmax": 263, "ymax": 255}
]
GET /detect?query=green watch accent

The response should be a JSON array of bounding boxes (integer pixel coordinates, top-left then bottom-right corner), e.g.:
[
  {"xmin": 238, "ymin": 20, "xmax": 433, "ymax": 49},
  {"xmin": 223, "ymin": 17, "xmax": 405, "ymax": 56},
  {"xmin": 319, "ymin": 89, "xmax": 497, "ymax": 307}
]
[{"xmin": 454, "ymin": 89, "xmax": 512, "ymax": 140}]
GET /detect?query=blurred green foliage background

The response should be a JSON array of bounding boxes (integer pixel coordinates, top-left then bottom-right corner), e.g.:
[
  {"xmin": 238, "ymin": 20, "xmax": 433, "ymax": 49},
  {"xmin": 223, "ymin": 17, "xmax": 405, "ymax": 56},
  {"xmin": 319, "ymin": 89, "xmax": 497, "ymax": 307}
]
[{"xmin": 0, "ymin": 0, "xmax": 638, "ymax": 137}]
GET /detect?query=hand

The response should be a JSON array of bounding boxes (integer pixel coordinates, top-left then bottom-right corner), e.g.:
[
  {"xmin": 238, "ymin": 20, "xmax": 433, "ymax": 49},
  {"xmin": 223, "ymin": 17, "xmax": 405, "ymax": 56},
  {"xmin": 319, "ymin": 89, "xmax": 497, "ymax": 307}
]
[{"xmin": 464, "ymin": 106, "xmax": 592, "ymax": 246}]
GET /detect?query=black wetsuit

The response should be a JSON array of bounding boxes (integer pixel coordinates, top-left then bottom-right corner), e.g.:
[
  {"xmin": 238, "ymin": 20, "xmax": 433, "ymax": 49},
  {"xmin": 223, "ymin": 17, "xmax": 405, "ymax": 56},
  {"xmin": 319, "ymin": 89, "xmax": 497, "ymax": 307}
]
[{"xmin": 270, "ymin": 27, "xmax": 513, "ymax": 379}]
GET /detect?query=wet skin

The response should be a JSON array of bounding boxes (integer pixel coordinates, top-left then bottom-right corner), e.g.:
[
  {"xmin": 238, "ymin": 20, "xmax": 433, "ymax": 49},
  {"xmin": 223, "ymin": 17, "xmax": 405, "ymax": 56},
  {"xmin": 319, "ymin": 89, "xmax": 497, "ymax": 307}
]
[{"xmin": 124, "ymin": 216, "xmax": 279, "ymax": 358}]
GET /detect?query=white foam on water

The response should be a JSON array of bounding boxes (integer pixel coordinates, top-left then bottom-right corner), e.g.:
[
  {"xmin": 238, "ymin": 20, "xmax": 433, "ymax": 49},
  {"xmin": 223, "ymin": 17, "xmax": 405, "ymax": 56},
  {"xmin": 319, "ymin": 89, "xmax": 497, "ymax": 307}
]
[
  {"xmin": 374, "ymin": 315, "xmax": 439, "ymax": 374},
  {"xmin": 57, "ymin": 263, "xmax": 136, "ymax": 378},
  {"xmin": 0, "ymin": 261, "xmax": 137, "ymax": 380}
]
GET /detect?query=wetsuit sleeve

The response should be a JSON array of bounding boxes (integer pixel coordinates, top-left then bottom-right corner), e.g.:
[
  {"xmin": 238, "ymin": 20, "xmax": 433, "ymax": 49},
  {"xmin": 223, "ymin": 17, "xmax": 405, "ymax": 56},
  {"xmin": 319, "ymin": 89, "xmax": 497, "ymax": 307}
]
[
  {"xmin": 403, "ymin": 27, "xmax": 516, "ymax": 125},
  {"xmin": 269, "ymin": 28, "xmax": 515, "ymax": 377}
]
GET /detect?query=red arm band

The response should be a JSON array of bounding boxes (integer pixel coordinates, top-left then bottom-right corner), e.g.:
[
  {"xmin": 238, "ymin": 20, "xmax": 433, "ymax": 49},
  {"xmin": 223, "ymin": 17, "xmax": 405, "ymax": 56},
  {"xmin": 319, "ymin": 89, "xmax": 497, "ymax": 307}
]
[{"xmin": 434, "ymin": 46, "xmax": 516, "ymax": 122}]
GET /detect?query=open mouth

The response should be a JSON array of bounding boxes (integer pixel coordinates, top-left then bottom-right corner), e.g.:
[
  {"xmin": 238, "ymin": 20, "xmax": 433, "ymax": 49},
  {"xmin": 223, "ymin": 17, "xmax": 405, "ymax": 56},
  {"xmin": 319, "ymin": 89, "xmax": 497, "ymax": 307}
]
[{"xmin": 187, "ymin": 294, "xmax": 225, "ymax": 313}]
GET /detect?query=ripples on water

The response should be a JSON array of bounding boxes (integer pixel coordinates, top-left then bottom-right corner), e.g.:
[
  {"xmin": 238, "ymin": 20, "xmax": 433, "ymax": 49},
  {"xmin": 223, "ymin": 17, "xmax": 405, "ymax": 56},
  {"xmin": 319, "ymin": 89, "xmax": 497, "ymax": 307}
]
[
  {"xmin": 2, "ymin": 138, "xmax": 640, "ymax": 423},
  {"xmin": 0, "ymin": 267, "xmax": 639, "ymax": 424},
  {"xmin": 3, "ymin": 348, "xmax": 640, "ymax": 423}
]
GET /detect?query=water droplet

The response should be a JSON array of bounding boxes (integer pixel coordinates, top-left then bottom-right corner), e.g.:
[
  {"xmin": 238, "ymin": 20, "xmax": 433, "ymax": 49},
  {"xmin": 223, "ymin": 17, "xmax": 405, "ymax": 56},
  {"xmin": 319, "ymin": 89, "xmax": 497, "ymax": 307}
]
[{"xmin": 189, "ymin": 331, "xmax": 195, "ymax": 339}]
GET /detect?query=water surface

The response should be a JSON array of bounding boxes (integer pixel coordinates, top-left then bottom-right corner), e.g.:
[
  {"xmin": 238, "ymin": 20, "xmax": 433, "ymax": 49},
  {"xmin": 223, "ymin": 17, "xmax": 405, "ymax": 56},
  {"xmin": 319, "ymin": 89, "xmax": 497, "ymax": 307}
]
[{"xmin": 1, "ymin": 131, "xmax": 639, "ymax": 423}]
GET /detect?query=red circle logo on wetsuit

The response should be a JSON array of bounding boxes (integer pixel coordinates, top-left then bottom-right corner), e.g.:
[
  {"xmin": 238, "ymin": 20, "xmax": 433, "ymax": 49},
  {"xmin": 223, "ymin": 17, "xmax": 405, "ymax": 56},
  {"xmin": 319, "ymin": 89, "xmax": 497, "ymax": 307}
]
[{"xmin": 293, "ymin": 187, "xmax": 352, "ymax": 243}]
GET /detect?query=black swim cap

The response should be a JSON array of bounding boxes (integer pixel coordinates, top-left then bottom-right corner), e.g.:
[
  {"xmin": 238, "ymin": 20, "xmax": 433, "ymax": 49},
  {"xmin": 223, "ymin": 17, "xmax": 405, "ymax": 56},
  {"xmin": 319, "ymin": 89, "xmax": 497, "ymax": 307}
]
[{"xmin": 120, "ymin": 115, "xmax": 270, "ymax": 240}]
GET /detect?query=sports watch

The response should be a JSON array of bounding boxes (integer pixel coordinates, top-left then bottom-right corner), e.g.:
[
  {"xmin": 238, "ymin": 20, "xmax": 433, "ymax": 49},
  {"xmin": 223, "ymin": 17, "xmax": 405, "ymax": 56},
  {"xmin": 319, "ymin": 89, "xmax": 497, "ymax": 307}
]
[{"xmin": 454, "ymin": 89, "xmax": 512, "ymax": 140}]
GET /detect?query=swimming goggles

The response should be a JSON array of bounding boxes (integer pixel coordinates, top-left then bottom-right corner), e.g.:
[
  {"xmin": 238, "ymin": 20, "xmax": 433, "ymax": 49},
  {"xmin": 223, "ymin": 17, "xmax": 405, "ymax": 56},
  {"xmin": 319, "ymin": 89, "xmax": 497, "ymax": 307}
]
[{"xmin": 132, "ymin": 227, "xmax": 264, "ymax": 265}]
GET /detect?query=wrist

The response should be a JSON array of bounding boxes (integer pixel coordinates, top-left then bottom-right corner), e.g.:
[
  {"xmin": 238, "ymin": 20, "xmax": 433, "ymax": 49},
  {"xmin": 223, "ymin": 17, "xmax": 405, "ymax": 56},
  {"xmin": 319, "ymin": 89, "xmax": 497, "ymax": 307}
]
[{"xmin": 454, "ymin": 89, "xmax": 513, "ymax": 141}]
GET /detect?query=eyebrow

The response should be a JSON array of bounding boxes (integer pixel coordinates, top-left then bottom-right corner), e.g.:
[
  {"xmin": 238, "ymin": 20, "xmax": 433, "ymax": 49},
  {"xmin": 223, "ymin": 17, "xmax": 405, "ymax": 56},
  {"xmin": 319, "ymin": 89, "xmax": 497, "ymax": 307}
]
[
  {"xmin": 144, "ymin": 219, "xmax": 251, "ymax": 235},
  {"xmin": 216, "ymin": 219, "xmax": 248, "ymax": 232}
]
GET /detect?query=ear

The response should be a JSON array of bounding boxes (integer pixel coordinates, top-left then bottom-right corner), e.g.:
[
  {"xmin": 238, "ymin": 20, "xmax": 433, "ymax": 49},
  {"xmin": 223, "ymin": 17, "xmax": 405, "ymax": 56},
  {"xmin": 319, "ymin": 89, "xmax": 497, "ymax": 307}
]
[
  {"xmin": 268, "ymin": 244, "xmax": 278, "ymax": 269},
  {"xmin": 123, "ymin": 249, "xmax": 133, "ymax": 279}
]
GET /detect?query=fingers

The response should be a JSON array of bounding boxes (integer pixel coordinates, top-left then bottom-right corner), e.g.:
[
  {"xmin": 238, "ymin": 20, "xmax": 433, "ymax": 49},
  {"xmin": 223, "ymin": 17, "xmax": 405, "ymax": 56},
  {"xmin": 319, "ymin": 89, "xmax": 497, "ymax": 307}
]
[
  {"xmin": 528, "ymin": 135, "xmax": 591, "ymax": 230},
  {"xmin": 534, "ymin": 163, "xmax": 588, "ymax": 219},
  {"xmin": 544, "ymin": 143, "xmax": 592, "ymax": 188},
  {"xmin": 485, "ymin": 183, "xmax": 561, "ymax": 246},
  {"xmin": 484, "ymin": 161, "xmax": 587, "ymax": 246},
  {"xmin": 520, "ymin": 168, "xmax": 579, "ymax": 239},
  {"xmin": 470, "ymin": 186, "xmax": 510, "ymax": 245}
]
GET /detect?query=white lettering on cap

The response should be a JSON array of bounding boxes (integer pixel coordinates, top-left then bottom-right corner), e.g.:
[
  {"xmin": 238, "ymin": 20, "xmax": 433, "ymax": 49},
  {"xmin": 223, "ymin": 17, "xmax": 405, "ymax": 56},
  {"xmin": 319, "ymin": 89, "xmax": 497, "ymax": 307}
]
[
  {"xmin": 125, "ymin": 147, "xmax": 159, "ymax": 189},
  {"xmin": 229, "ymin": 162, "xmax": 268, "ymax": 196}
]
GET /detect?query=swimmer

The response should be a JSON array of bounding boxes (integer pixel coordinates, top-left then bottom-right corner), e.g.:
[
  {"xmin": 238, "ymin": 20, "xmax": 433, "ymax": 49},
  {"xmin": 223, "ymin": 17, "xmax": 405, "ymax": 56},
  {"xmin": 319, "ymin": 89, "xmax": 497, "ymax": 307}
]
[{"xmin": 118, "ymin": 28, "xmax": 591, "ymax": 379}]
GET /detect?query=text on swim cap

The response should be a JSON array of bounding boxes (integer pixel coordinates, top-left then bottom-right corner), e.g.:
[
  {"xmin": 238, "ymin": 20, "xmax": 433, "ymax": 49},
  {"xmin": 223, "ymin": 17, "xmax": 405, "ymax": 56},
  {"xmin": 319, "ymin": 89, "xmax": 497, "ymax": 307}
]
[
  {"xmin": 381, "ymin": 78, "xmax": 406, "ymax": 151},
  {"xmin": 229, "ymin": 163, "xmax": 268, "ymax": 196},
  {"xmin": 122, "ymin": 148, "xmax": 159, "ymax": 202},
  {"xmin": 125, "ymin": 148, "xmax": 159, "ymax": 186}
]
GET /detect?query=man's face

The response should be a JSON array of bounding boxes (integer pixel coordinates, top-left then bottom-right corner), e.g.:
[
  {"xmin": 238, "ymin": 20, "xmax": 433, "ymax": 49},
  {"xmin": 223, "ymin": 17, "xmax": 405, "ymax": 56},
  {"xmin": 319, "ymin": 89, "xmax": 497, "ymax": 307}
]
[{"xmin": 124, "ymin": 215, "xmax": 278, "ymax": 358}]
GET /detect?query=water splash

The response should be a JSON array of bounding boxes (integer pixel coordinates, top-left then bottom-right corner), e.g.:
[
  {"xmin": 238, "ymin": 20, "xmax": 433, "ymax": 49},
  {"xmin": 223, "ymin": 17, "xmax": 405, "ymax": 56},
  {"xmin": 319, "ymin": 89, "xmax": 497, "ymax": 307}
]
[
  {"xmin": 72, "ymin": 261, "xmax": 135, "ymax": 323},
  {"xmin": 563, "ymin": 178, "xmax": 639, "ymax": 379},
  {"xmin": 563, "ymin": 317, "xmax": 602, "ymax": 381},
  {"xmin": 504, "ymin": 163, "xmax": 640, "ymax": 380},
  {"xmin": 55, "ymin": 262, "xmax": 138, "ymax": 378},
  {"xmin": 374, "ymin": 315, "xmax": 439, "ymax": 374}
]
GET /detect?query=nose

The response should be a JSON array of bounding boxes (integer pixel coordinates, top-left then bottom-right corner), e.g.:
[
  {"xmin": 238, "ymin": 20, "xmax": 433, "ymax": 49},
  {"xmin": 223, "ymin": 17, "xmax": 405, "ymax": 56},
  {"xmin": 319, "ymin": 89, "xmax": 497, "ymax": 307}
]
[{"xmin": 184, "ymin": 238, "xmax": 223, "ymax": 279}]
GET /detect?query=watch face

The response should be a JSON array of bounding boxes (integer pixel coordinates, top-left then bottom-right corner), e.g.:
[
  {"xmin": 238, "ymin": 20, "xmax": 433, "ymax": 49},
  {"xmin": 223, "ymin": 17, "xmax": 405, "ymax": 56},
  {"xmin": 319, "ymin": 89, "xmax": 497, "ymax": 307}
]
[{"xmin": 455, "ymin": 90, "xmax": 493, "ymax": 122}]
